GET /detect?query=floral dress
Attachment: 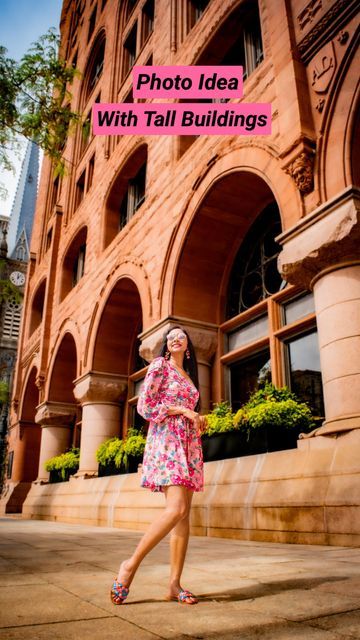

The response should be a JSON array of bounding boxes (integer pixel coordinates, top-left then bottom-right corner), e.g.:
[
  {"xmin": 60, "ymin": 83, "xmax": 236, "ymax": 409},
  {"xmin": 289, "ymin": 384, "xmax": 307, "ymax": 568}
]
[{"xmin": 137, "ymin": 356, "xmax": 204, "ymax": 492}]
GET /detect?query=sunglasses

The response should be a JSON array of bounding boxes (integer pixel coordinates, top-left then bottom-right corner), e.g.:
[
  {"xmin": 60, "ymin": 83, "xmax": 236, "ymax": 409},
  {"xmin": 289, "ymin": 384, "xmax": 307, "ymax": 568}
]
[{"xmin": 167, "ymin": 331, "xmax": 187, "ymax": 341}]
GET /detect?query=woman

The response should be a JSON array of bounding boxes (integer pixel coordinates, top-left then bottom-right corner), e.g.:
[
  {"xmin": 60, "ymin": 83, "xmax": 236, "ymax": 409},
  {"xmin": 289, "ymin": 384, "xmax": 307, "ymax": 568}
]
[{"xmin": 111, "ymin": 326, "xmax": 205, "ymax": 605}]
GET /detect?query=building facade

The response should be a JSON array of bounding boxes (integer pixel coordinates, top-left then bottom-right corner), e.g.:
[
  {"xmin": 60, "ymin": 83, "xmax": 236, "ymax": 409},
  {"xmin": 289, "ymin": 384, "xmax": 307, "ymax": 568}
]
[
  {"xmin": 1, "ymin": 0, "xmax": 359, "ymax": 543},
  {"xmin": 0, "ymin": 141, "xmax": 39, "ymax": 494}
]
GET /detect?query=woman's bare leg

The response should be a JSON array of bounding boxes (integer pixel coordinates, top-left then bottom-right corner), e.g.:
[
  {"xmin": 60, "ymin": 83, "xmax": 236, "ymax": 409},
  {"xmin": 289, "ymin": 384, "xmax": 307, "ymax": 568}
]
[
  {"xmin": 167, "ymin": 491, "xmax": 195, "ymax": 601},
  {"xmin": 117, "ymin": 485, "xmax": 189, "ymax": 586}
]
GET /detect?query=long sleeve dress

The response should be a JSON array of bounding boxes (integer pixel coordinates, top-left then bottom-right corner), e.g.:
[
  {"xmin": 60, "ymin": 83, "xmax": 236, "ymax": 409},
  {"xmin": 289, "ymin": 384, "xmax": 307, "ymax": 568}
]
[{"xmin": 137, "ymin": 356, "xmax": 204, "ymax": 493}]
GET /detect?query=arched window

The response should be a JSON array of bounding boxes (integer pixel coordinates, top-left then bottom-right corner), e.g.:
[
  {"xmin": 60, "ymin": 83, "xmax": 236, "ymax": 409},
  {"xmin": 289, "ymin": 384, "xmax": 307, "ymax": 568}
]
[
  {"xmin": 15, "ymin": 244, "xmax": 26, "ymax": 262},
  {"xmin": 60, "ymin": 227, "xmax": 87, "ymax": 301},
  {"xmin": 227, "ymin": 204, "xmax": 283, "ymax": 319},
  {"xmin": 104, "ymin": 145, "xmax": 147, "ymax": 247},
  {"xmin": 222, "ymin": 203, "xmax": 324, "ymax": 420},
  {"xmin": 84, "ymin": 34, "xmax": 106, "ymax": 105},
  {"xmin": 2, "ymin": 299, "xmax": 22, "ymax": 340},
  {"xmin": 29, "ymin": 279, "xmax": 46, "ymax": 336}
]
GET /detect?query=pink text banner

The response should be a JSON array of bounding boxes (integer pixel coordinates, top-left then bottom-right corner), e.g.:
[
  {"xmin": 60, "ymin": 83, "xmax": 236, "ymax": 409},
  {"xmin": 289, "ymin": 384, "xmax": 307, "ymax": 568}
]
[
  {"xmin": 132, "ymin": 66, "xmax": 243, "ymax": 99},
  {"xmin": 93, "ymin": 103, "xmax": 272, "ymax": 136}
]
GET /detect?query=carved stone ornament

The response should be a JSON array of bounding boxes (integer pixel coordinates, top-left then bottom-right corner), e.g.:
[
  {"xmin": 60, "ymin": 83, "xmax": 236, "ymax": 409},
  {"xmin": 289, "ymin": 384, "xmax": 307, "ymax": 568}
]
[
  {"xmin": 316, "ymin": 98, "xmax": 325, "ymax": 112},
  {"xmin": 285, "ymin": 152, "xmax": 314, "ymax": 194},
  {"xmin": 310, "ymin": 41, "xmax": 336, "ymax": 94},
  {"xmin": 35, "ymin": 402, "xmax": 76, "ymax": 427},
  {"xmin": 73, "ymin": 372, "xmax": 128, "ymax": 404},
  {"xmin": 298, "ymin": 0, "xmax": 322, "ymax": 31},
  {"xmin": 337, "ymin": 30, "xmax": 349, "ymax": 45}
]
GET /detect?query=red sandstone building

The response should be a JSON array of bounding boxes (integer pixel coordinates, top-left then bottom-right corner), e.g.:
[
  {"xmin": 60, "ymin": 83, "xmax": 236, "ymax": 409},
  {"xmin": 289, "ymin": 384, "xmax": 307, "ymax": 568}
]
[{"xmin": 1, "ymin": 0, "xmax": 359, "ymax": 544}]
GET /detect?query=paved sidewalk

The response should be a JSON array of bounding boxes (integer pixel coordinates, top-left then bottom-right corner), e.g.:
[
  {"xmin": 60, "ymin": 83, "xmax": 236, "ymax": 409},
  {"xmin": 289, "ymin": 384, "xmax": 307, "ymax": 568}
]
[{"xmin": 0, "ymin": 517, "xmax": 359, "ymax": 639}]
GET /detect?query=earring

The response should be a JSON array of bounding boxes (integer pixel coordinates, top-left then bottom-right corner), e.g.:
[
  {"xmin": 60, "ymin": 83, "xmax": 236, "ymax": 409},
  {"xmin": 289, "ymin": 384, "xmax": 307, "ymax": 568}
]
[
  {"xmin": 165, "ymin": 350, "xmax": 170, "ymax": 360},
  {"xmin": 186, "ymin": 349, "xmax": 190, "ymax": 360}
]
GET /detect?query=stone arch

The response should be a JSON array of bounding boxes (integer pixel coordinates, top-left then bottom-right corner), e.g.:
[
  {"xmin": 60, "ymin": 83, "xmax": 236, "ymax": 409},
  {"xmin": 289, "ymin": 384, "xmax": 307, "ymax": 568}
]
[
  {"xmin": 319, "ymin": 27, "xmax": 360, "ymax": 200},
  {"xmin": 47, "ymin": 333, "xmax": 78, "ymax": 404},
  {"xmin": 85, "ymin": 259, "xmax": 152, "ymax": 369},
  {"xmin": 162, "ymin": 145, "xmax": 297, "ymax": 322},
  {"xmin": 90, "ymin": 276, "xmax": 143, "ymax": 376},
  {"xmin": 13, "ymin": 365, "xmax": 41, "ymax": 483}
]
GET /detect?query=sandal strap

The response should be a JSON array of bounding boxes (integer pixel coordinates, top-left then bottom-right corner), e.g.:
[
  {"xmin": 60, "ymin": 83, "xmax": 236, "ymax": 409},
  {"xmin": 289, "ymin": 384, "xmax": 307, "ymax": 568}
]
[
  {"xmin": 178, "ymin": 589, "xmax": 197, "ymax": 602},
  {"xmin": 111, "ymin": 579, "xmax": 129, "ymax": 602}
]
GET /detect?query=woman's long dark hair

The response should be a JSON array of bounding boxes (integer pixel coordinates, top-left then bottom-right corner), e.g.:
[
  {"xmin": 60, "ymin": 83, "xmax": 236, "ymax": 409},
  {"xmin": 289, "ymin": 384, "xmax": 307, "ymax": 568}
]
[{"xmin": 158, "ymin": 325, "xmax": 200, "ymax": 411}]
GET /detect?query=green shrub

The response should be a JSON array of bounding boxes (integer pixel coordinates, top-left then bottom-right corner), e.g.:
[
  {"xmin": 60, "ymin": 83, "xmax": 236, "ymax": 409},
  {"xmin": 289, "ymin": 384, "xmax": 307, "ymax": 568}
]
[
  {"xmin": 96, "ymin": 437, "xmax": 125, "ymax": 469},
  {"xmin": 203, "ymin": 401, "xmax": 236, "ymax": 437},
  {"xmin": 96, "ymin": 430, "xmax": 146, "ymax": 470},
  {"xmin": 123, "ymin": 433, "xmax": 146, "ymax": 458},
  {"xmin": 233, "ymin": 383, "xmax": 315, "ymax": 436},
  {"xmin": 44, "ymin": 447, "xmax": 80, "ymax": 480}
]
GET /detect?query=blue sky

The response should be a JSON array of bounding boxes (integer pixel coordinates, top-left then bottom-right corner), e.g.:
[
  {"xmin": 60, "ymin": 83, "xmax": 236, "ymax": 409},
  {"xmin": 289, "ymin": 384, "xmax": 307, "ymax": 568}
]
[{"xmin": 0, "ymin": 0, "xmax": 63, "ymax": 216}]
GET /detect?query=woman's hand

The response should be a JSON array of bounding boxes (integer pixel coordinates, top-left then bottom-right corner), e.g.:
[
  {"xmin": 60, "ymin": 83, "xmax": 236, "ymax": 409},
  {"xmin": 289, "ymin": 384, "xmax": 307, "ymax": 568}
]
[{"xmin": 167, "ymin": 406, "xmax": 207, "ymax": 434}]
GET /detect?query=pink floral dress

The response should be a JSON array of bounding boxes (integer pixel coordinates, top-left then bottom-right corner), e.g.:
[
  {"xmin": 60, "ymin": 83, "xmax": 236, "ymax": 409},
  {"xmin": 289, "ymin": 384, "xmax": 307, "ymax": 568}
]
[{"xmin": 137, "ymin": 356, "xmax": 204, "ymax": 493}]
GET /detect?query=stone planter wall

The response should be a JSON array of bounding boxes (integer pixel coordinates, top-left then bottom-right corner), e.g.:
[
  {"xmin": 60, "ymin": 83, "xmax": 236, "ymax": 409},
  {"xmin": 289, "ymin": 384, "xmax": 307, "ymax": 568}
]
[{"xmin": 22, "ymin": 430, "xmax": 360, "ymax": 546}]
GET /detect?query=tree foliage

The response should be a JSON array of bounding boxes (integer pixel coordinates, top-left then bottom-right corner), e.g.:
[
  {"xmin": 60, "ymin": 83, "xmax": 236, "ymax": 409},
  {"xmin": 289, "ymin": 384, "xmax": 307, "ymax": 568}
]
[{"xmin": 0, "ymin": 29, "xmax": 83, "ymax": 191}]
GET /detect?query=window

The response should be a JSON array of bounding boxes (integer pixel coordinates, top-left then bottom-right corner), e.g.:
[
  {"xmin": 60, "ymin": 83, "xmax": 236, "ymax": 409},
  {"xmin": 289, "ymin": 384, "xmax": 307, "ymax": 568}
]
[
  {"xmin": 196, "ymin": 2, "xmax": 263, "ymax": 81},
  {"xmin": 187, "ymin": 0, "xmax": 210, "ymax": 31},
  {"xmin": 119, "ymin": 163, "xmax": 146, "ymax": 229},
  {"xmin": 286, "ymin": 330, "xmax": 324, "ymax": 419},
  {"xmin": 88, "ymin": 6, "xmax": 97, "ymax": 42},
  {"xmin": 61, "ymin": 227, "xmax": 87, "ymax": 300},
  {"xmin": 72, "ymin": 244, "xmax": 86, "ymax": 287},
  {"xmin": 7, "ymin": 450, "xmax": 14, "ymax": 479},
  {"xmin": 123, "ymin": 23, "xmax": 137, "ymax": 78},
  {"xmin": 87, "ymin": 154, "xmax": 95, "ymax": 191},
  {"xmin": 104, "ymin": 145, "xmax": 147, "ymax": 247},
  {"xmin": 49, "ymin": 177, "xmax": 60, "ymax": 216},
  {"xmin": 142, "ymin": 0, "xmax": 154, "ymax": 44},
  {"xmin": 227, "ymin": 204, "xmax": 283, "ymax": 318},
  {"xmin": 230, "ymin": 349, "xmax": 271, "ymax": 411},
  {"xmin": 126, "ymin": 0, "xmax": 138, "ymax": 21},
  {"xmin": 46, "ymin": 229, "xmax": 53, "ymax": 253},
  {"xmin": 87, "ymin": 38, "xmax": 105, "ymax": 99},
  {"xmin": 75, "ymin": 170, "xmax": 86, "ymax": 210},
  {"xmin": 221, "ymin": 203, "xmax": 325, "ymax": 434},
  {"xmin": 2, "ymin": 299, "xmax": 22, "ymax": 340},
  {"xmin": 80, "ymin": 113, "xmax": 91, "ymax": 157},
  {"xmin": 15, "ymin": 243, "xmax": 26, "ymax": 261},
  {"xmin": 29, "ymin": 280, "xmax": 46, "ymax": 335}
]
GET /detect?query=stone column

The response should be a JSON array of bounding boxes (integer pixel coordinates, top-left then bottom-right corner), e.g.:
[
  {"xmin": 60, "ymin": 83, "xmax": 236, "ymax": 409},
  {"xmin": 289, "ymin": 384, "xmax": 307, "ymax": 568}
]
[
  {"xmin": 10, "ymin": 421, "xmax": 41, "ymax": 483},
  {"xmin": 73, "ymin": 372, "xmax": 128, "ymax": 476},
  {"xmin": 35, "ymin": 402, "xmax": 76, "ymax": 482},
  {"xmin": 278, "ymin": 186, "xmax": 360, "ymax": 437},
  {"xmin": 139, "ymin": 319, "xmax": 218, "ymax": 412}
]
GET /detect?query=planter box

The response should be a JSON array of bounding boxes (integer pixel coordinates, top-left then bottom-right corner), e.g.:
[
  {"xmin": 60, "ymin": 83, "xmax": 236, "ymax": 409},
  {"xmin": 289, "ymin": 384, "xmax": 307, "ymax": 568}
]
[
  {"xmin": 48, "ymin": 467, "xmax": 78, "ymax": 483},
  {"xmin": 98, "ymin": 456, "xmax": 143, "ymax": 477},
  {"xmin": 202, "ymin": 426, "xmax": 310, "ymax": 462}
]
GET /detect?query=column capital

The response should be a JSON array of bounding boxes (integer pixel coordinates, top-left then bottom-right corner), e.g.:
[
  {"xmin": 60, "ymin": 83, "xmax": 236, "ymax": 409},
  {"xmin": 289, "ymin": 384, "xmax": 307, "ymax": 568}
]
[
  {"xmin": 139, "ymin": 317, "xmax": 218, "ymax": 365},
  {"xmin": 277, "ymin": 186, "xmax": 360, "ymax": 289},
  {"xmin": 35, "ymin": 402, "xmax": 76, "ymax": 427},
  {"xmin": 73, "ymin": 371, "xmax": 128, "ymax": 404}
]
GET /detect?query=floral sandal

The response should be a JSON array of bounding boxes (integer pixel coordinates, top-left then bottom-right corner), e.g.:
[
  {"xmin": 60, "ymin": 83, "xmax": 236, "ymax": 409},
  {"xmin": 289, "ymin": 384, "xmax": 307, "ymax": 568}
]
[
  {"xmin": 166, "ymin": 589, "xmax": 198, "ymax": 605},
  {"xmin": 110, "ymin": 578, "xmax": 129, "ymax": 605}
]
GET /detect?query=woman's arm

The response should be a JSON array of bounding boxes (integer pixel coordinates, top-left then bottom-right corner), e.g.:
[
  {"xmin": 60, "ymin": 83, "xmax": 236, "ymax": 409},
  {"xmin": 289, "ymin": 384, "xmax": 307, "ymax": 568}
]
[{"xmin": 137, "ymin": 358, "xmax": 171, "ymax": 424}]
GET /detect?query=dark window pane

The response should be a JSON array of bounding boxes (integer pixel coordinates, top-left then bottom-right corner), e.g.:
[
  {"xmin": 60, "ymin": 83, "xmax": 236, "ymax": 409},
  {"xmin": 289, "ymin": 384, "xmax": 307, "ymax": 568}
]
[
  {"xmin": 230, "ymin": 349, "xmax": 271, "ymax": 412},
  {"xmin": 227, "ymin": 203, "xmax": 283, "ymax": 318},
  {"xmin": 264, "ymin": 258, "xmax": 282, "ymax": 296},
  {"xmin": 287, "ymin": 331, "xmax": 324, "ymax": 418}
]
